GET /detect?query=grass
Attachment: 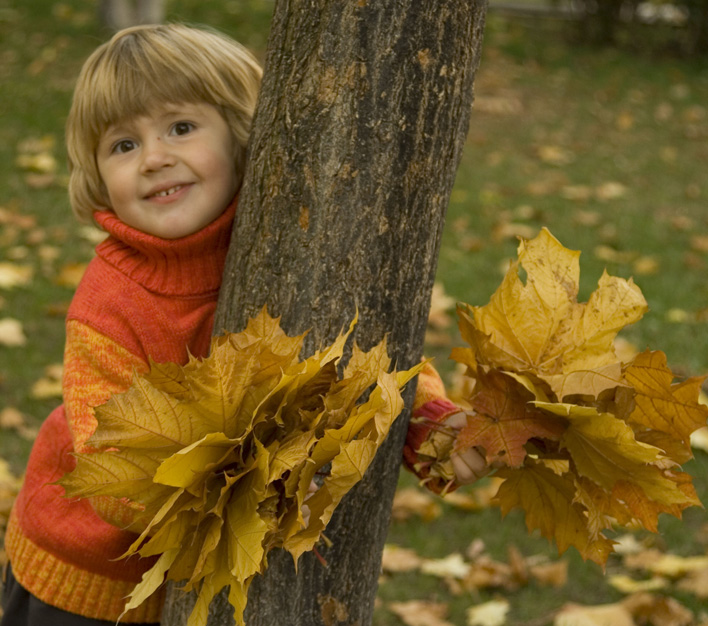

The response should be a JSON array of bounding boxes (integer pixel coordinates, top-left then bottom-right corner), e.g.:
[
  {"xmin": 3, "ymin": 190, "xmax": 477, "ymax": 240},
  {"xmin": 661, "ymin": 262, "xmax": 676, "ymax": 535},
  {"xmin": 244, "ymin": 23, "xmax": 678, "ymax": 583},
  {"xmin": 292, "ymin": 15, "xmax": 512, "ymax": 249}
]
[{"xmin": 2, "ymin": 2, "xmax": 708, "ymax": 625}]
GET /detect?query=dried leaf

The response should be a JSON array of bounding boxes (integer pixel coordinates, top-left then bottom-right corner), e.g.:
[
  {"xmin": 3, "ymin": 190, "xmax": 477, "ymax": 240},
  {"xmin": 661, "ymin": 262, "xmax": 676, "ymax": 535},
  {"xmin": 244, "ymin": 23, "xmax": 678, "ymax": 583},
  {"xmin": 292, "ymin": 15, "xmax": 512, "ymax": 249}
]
[
  {"xmin": 608, "ymin": 574, "xmax": 668, "ymax": 593},
  {"xmin": 676, "ymin": 567, "xmax": 708, "ymax": 598},
  {"xmin": 622, "ymin": 592, "xmax": 694, "ymax": 626},
  {"xmin": 420, "ymin": 553, "xmax": 471, "ymax": 579},
  {"xmin": 529, "ymin": 560, "xmax": 568, "ymax": 587},
  {"xmin": 0, "ymin": 263, "xmax": 33, "ymax": 289},
  {"xmin": 554, "ymin": 602, "xmax": 635, "ymax": 626},
  {"xmin": 381, "ymin": 544, "xmax": 424, "ymax": 573},
  {"xmin": 0, "ymin": 318, "xmax": 26, "ymax": 347},
  {"xmin": 389, "ymin": 601, "xmax": 454, "ymax": 626},
  {"xmin": 55, "ymin": 263, "xmax": 88, "ymax": 288},
  {"xmin": 466, "ymin": 599, "xmax": 510, "ymax": 626},
  {"xmin": 392, "ymin": 487, "xmax": 442, "ymax": 522},
  {"xmin": 457, "ymin": 369, "xmax": 566, "ymax": 467}
]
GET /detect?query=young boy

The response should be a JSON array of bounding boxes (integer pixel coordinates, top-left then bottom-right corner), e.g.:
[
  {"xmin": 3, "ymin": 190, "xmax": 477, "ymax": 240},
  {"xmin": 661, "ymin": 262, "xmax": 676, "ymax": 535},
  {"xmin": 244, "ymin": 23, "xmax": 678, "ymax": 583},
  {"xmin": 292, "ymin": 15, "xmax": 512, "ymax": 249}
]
[{"xmin": 1, "ymin": 22, "xmax": 487, "ymax": 626}]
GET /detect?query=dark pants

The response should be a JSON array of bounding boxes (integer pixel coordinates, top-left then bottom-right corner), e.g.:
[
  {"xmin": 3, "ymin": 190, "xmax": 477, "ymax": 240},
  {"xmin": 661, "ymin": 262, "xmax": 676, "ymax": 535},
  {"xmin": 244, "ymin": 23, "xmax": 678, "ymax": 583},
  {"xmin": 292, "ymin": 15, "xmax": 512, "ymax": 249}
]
[{"xmin": 1, "ymin": 564, "xmax": 160, "ymax": 626}]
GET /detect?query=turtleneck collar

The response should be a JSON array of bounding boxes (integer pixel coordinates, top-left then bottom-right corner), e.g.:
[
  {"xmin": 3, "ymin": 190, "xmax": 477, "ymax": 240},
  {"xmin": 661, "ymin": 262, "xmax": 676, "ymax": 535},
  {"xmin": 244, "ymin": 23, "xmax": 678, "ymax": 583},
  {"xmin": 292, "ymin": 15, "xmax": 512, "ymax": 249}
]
[{"xmin": 92, "ymin": 198, "xmax": 236, "ymax": 297}]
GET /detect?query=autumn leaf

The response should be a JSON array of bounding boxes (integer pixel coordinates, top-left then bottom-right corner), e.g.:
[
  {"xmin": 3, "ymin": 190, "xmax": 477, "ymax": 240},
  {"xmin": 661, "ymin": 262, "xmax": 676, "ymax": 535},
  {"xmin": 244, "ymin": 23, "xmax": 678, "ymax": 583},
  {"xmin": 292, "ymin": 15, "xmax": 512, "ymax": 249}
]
[
  {"xmin": 457, "ymin": 368, "xmax": 566, "ymax": 467},
  {"xmin": 457, "ymin": 228, "xmax": 647, "ymax": 383},
  {"xmin": 430, "ymin": 228, "xmax": 707, "ymax": 566},
  {"xmin": 60, "ymin": 308, "xmax": 421, "ymax": 626},
  {"xmin": 495, "ymin": 461, "xmax": 616, "ymax": 566},
  {"xmin": 624, "ymin": 350, "xmax": 708, "ymax": 455}
]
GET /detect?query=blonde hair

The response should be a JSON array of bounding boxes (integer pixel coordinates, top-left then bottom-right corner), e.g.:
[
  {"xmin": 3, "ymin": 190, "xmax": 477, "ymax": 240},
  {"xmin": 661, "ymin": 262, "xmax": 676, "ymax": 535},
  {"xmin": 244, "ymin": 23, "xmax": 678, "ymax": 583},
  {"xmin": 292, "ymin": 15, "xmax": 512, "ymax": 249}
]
[{"xmin": 66, "ymin": 23, "xmax": 262, "ymax": 222}]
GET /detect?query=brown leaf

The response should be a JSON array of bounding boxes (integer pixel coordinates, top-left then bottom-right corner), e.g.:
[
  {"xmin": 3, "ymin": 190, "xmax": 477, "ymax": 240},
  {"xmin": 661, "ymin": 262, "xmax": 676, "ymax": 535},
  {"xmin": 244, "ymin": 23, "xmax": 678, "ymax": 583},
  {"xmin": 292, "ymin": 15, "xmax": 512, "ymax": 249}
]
[
  {"xmin": 388, "ymin": 601, "xmax": 454, "ymax": 626},
  {"xmin": 458, "ymin": 369, "xmax": 566, "ymax": 467},
  {"xmin": 391, "ymin": 487, "xmax": 442, "ymax": 522},
  {"xmin": 554, "ymin": 601, "xmax": 634, "ymax": 626},
  {"xmin": 676, "ymin": 567, "xmax": 708, "ymax": 598},
  {"xmin": 381, "ymin": 545, "xmax": 424, "ymax": 573},
  {"xmin": 622, "ymin": 592, "xmax": 694, "ymax": 626},
  {"xmin": 529, "ymin": 559, "xmax": 568, "ymax": 587},
  {"xmin": 625, "ymin": 350, "xmax": 708, "ymax": 453}
]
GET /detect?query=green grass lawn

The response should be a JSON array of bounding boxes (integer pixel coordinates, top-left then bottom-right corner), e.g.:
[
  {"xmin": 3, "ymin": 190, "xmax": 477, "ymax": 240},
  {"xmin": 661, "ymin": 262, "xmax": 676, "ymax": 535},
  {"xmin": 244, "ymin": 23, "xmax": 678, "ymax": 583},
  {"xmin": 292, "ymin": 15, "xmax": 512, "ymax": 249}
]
[{"xmin": 2, "ymin": 2, "xmax": 708, "ymax": 625}]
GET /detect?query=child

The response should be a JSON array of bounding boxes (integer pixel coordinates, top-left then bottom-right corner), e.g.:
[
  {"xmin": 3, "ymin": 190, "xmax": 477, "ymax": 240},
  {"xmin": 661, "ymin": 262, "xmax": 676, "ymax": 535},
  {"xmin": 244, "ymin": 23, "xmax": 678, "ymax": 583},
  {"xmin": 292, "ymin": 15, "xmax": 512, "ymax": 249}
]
[
  {"xmin": 1, "ymin": 22, "xmax": 487, "ymax": 626},
  {"xmin": 2, "ymin": 24, "xmax": 261, "ymax": 625}
]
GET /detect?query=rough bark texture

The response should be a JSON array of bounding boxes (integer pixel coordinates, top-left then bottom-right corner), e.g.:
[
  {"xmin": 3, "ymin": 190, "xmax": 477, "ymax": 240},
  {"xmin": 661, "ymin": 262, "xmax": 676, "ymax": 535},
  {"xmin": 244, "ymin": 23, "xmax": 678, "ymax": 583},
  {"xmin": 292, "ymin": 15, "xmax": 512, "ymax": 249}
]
[{"xmin": 162, "ymin": 0, "xmax": 486, "ymax": 624}]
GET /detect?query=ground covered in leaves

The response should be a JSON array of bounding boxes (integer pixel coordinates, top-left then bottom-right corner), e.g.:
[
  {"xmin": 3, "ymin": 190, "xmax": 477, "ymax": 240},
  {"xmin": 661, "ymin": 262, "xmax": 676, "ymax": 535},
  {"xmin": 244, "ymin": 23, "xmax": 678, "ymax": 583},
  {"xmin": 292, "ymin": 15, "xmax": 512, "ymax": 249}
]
[{"xmin": 2, "ymin": 1, "xmax": 708, "ymax": 625}]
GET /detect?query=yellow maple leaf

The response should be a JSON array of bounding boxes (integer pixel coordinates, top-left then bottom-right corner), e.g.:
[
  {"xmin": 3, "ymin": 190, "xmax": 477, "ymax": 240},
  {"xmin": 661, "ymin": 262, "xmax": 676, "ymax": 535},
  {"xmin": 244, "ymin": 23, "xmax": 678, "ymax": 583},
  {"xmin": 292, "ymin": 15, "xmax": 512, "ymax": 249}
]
[
  {"xmin": 494, "ymin": 461, "xmax": 616, "ymax": 566},
  {"xmin": 60, "ymin": 308, "xmax": 422, "ymax": 626},
  {"xmin": 624, "ymin": 350, "xmax": 708, "ymax": 454},
  {"xmin": 458, "ymin": 228, "xmax": 647, "ymax": 389}
]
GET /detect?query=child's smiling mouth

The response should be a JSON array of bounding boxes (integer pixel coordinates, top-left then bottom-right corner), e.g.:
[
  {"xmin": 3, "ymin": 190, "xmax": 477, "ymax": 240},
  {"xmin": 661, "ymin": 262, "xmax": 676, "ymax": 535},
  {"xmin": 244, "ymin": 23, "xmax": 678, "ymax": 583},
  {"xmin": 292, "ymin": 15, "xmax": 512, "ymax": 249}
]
[{"xmin": 145, "ymin": 183, "xmax": 192, "ymax": 200}]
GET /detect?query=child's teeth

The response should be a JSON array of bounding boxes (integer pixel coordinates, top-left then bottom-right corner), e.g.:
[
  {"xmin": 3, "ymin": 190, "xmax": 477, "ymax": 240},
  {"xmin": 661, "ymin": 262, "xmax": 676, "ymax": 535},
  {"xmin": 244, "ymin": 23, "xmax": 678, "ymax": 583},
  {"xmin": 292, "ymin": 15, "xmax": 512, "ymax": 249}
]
[{"xmin": 156, "ymin": 186, "xmax": 181, "ymax": 197}]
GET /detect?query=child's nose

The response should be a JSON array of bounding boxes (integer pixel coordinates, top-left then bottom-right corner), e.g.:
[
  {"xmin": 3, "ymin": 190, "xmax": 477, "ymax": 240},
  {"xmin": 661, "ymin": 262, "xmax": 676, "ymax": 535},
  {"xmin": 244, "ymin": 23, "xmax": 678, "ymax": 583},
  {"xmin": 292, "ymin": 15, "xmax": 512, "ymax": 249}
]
[{"xmin": 140, "ymin": 137, "xmax": 176, "ymax": 173}]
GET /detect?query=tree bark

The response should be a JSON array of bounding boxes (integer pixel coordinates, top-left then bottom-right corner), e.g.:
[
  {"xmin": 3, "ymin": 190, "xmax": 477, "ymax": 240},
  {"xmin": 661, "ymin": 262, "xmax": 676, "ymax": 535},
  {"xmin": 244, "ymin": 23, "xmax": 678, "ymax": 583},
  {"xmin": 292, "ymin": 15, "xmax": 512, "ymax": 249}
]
[{"xmin": 162, "ymin": 0, "xmax": 486, "ymax": 624}]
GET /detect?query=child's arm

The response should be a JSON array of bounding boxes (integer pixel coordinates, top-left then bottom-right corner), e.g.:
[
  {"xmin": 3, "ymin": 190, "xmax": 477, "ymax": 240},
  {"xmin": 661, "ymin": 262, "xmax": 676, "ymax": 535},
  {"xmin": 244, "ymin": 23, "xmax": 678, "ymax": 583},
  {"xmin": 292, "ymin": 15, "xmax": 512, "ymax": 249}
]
[
  {"xmin": 62, "ymin": 319, "xmax": 150, "ymax": 528},
  {"xmin": 403, "ymin": 362, "xmax": 489, "ymax": 494}
]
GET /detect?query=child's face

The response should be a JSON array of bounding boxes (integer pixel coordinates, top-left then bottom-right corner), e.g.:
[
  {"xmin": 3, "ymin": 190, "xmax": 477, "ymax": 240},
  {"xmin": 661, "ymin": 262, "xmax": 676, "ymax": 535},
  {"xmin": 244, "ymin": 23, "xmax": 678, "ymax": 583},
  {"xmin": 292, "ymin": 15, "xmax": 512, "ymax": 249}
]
[{"xmin": 96, "ymin": 103, "xmax": 238, "ymax": 239}]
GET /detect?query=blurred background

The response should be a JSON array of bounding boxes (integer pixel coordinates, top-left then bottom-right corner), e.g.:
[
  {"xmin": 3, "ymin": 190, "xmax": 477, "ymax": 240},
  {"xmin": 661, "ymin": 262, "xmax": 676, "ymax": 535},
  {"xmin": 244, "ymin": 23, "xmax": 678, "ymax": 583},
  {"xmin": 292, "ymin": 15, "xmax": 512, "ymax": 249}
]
[{"xmin": 1, "ymin": 1, "xmax": 708, "ymax": 624}]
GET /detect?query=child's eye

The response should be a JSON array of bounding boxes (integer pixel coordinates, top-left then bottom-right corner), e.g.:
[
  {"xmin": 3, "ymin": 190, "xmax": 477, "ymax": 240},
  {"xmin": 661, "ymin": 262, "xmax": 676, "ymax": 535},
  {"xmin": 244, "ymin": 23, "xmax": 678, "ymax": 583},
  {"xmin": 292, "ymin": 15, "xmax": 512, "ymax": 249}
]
[
  {"xmin": 111, "ymin": 139, "xmax": 137, "ymax": 154},
  {"xmin": 172, "ymin": 121, "xmax": 195, "ymax": 136}
]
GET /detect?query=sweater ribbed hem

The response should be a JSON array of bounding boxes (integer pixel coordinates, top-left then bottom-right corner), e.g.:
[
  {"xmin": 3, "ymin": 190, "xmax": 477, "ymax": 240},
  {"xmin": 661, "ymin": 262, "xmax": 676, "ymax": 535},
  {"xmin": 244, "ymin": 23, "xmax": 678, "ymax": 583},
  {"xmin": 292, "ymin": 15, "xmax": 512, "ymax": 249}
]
[{"xmin": 5, "ymin": 508, "xmax": 165, "ymax": 623}]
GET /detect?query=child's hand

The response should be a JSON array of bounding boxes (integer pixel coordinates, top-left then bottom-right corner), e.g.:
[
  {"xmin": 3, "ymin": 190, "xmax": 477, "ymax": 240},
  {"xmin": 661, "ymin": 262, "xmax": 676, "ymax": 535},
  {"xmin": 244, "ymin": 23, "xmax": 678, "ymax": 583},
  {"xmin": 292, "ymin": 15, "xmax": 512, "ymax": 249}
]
[{"xmin": 443, "ymin": 411, "xmax": 491, "ymax": 485}]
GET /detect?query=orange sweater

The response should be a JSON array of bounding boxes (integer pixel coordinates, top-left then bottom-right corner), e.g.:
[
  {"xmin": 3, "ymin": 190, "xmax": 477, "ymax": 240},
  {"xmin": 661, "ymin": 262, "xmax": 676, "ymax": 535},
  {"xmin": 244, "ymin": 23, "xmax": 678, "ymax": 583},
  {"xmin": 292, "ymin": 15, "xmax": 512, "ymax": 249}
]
[
  {"xmin": 4, "ymin": 197, "xmax": 455, "ymax": 622},
  {"xmin": 5, "ymin": 201, "xmax": 236, "ymax": 623}
]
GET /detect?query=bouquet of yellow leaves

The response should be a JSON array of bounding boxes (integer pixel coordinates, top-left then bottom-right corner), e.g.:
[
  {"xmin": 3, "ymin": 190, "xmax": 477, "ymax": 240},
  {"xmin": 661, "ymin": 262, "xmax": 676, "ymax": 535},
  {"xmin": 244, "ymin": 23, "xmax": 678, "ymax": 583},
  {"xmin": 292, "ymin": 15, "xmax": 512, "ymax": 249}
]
[
  {"xmin": 61, "ymin": 310, "xmax": 421, "ymax": 626},
  {"xmin": 419, "ymin": 228, "xmax": 707, "ymax": 566}
]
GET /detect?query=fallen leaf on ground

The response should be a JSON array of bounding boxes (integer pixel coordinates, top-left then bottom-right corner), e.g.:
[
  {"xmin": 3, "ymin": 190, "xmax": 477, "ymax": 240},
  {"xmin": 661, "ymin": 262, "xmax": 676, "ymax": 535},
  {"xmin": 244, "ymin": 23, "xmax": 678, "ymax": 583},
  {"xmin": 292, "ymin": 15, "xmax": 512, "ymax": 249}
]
[
  {"xmin": 0, "ymin": 318, "xmax": 26, "ymax": 346},
  {"xmin": 609, "ymin": 574, "xmax": 668, "ymax": 593},
  {"xmin": 628, "ymin": 552, "xmax": 708, "ymax": 578},
  {"xmin": 388, "ymin": 601, "xmax": 454, "ymax": 626},
  {"xmin": 622, "ymin": 592, "xmax": 694, "ymax": 626},
  {"xmin": 428, "ymin": 282, "xmax": 455, "ymax": 329},
  {"xmin": 0, "ymin": 263, "xmax": 33, "ymax": 289},
  {"xmin": 529, "ymin": 559, "xmax": 568, "ymax": 587},
  {"xmin": 633, "ymin": 256, "xmax": 660, "ymax": 275},
  {"xmin": 54, "ymin": 263, "xmax": 88, "ymax": 288},
  {"xmin": 381, "ymin": 545, "xmax": 424, "ymax": 573},
  {"xmin": 466, "ymin": 598, "xmax": 510, "ymax": 626},
  {"xmin": 463, "ymin": 554, "xmax": 519, "ymax": 591},
  {"xmin": 421, "ymin": 553, "xmax": 471, "ymax": 579},
  {"xmin": 676, "ymin": 566, "xmax": 708, "ymax": 598},
  {"xmin": 554, "ymin": 601, "xmax": 634, "ymax": 626},
  {"xmin": 392, "ymin": 487, "xmax": 442, "ymax": 522},
  {"xmin": 31, "ymin": 364, "xmax": 64, "ymax": 399},
  {"xmin": 595, "ymin": 181, "xmax": 627, "ymax": 201},
  {"xmin": 537, "ymin": 145, "xmax": 574, "ymax": 166},
  {"xmin": 474, "ymin": 95, "xmax": 523, "ymax": 115}
]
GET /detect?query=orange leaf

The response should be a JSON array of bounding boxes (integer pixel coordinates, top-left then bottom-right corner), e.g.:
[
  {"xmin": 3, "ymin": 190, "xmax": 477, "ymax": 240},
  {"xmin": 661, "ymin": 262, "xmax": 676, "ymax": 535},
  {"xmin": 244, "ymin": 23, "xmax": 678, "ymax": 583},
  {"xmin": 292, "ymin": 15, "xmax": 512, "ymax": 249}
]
[
  {"xmin": 494, "ymin": 461, "xmax": 615, "ymax": 565},
  {"xmin": 625, "ymin": 350, "xmax": 708, "ymax": 453},
  {"xmin": 457, "ymin": 369, "xmax": 566, "ymax": 467}
]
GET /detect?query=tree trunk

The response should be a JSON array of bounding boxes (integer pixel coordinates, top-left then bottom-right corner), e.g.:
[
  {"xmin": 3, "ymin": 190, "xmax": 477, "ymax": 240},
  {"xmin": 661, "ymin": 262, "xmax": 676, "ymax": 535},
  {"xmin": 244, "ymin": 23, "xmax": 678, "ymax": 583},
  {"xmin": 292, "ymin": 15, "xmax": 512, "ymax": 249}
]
[{"xmin": 161, "ymin": 0, "xmax": 487, "ymax": 624}]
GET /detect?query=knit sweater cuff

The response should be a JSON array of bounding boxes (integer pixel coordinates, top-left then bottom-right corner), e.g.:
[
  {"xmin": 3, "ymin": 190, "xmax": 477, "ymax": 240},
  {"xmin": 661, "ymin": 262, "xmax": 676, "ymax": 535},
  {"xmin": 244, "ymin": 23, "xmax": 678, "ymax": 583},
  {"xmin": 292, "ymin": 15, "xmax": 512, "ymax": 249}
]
[{"xmin": 4, "ymin": 508, "xmax": 164, "ymax": 623}]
